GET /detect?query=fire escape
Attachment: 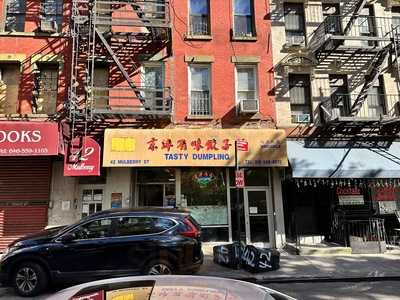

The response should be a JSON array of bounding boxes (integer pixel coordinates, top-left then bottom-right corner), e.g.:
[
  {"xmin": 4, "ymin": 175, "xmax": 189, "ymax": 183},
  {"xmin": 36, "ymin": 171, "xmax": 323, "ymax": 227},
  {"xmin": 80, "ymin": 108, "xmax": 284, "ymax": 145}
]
[
  {"xmin": 307, "ymin": 0, "xmax": 400, "ymax": 143},
  {"xmin": 68, "ymin": 0, "xmax": 172, "ymax": 140}
]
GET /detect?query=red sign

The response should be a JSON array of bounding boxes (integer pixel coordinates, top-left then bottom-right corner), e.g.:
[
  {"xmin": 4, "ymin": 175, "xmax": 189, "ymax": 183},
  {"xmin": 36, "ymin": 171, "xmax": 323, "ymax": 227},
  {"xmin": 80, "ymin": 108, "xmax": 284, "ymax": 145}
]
[
  {"xmin": 372, "ymin": 187, "xmax": 398, "ymax": 202},
  {"xmin": 336, "ymin": 187, "xmax": 362, "ymax": 196},
  {"xmin": 235, "ymin": 169, "xmax": 245, "ymax": 188},
  {"xmin": 64, "ymin": 137, "xmax": 101, "ymax": 176},
  {"xmin": 0, "ymin": 122, "xmax": 59, "ymax": 156},
  {"xmin": 236, "ymin": 139, "xmax": 249, "ymax": 152}
]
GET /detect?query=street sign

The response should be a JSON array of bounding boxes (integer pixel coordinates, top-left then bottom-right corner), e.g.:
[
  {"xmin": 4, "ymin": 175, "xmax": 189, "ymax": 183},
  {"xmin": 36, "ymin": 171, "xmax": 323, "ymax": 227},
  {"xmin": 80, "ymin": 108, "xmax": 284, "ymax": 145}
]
[
  {"xmin": 235, "ymin": 169, "xmax": 245, "ymax": 188},
  {"xmin": 236, "ymin": 139, "xmax": 249, "ymax": 152}
]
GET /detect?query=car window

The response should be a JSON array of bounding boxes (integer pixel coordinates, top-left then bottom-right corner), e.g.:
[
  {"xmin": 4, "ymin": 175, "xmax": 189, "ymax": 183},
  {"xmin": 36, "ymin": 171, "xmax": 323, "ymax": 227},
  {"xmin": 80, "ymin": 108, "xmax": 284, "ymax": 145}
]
[
  {"xmin": 113, "ymin": 217, "xmax": 176, "ymax": 237},
  {"xmin": 70, "ymin": 218, "xmax": 112, "ymax": 240}
]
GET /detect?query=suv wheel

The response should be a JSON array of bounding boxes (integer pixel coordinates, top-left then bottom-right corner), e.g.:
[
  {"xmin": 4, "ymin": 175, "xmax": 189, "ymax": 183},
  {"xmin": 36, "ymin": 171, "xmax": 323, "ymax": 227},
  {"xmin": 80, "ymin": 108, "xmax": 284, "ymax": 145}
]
[
  {"xmin": 13, "ymin": 262, "xmax": 48, "ymax": 297},
  {"xmin": 145, "ymin": 259, "xmax": 173, "ymax": 275}
]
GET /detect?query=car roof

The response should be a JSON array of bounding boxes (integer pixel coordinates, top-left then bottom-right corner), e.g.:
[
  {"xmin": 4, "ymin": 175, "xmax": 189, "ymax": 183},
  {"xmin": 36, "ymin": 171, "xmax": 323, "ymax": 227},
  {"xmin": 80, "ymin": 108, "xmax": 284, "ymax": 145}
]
[{"xmin": 88, "ymin": 207, "xmax": 191, "ymax": 219}]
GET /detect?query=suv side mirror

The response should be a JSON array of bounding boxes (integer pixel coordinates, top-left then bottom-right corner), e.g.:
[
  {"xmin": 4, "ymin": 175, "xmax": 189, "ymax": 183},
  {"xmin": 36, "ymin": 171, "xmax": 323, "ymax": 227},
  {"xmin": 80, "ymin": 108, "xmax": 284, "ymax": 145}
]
[{"xmin": 59, "ymin": 233, "xmax": 75, "ymax": 244}]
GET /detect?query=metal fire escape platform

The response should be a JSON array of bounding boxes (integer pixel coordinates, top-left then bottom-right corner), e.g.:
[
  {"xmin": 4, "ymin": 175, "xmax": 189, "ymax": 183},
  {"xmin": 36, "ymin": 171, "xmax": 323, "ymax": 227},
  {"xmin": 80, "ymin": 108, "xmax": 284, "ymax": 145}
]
[
  {"xmin": 68, "ymin": 0, "xmax": 172, "ymax": 139},
  {"xmin": 306, "ymin": 0, "xmax": 400, "ymax": 138}
]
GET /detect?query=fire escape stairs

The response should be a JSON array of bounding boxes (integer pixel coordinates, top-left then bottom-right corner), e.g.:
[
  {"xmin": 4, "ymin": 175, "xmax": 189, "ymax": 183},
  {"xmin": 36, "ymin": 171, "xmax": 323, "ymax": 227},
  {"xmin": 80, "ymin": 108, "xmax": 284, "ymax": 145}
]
[
  {"xmin": 342, "ymin": 0, "xmax": 368, "ymax": 35},
  {"xmin": 350, "ymin": 46, "xmax": 391, "ymax": 116}
]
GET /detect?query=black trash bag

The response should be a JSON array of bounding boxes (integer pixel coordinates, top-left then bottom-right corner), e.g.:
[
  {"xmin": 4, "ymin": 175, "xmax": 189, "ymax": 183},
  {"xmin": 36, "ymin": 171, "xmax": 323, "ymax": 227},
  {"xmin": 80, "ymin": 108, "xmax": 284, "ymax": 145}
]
[
  {"xmin": 241, "ymin": 245, "xmax": 280, "ymax": 273},
  {"xmin": 213, "ymin": 242, "xmax": 243, "ymax": 269}
]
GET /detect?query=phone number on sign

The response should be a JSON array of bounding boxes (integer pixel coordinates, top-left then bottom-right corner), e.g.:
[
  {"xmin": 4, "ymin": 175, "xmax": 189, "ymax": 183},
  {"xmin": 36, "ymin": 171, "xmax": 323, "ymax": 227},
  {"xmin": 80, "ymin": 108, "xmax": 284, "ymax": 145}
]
[{"xmin": 0, "ymin": 148, "xmax": 49, "ymax": 155}]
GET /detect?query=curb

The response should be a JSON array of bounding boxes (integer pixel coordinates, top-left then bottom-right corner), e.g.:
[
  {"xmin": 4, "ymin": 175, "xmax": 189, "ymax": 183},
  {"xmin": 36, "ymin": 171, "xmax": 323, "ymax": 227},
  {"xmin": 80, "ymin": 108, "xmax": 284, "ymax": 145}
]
[{"xmin": 223, "ymin": 275, "xmax": 400, "ymax": 284}]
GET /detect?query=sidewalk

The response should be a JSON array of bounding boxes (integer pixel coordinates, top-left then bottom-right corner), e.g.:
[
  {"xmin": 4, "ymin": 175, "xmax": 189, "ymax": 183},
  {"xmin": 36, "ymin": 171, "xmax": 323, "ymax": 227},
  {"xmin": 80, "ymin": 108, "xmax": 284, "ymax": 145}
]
[{"xmin": 197, "ymin": 245, "xmax": 400, "ymax": 283}]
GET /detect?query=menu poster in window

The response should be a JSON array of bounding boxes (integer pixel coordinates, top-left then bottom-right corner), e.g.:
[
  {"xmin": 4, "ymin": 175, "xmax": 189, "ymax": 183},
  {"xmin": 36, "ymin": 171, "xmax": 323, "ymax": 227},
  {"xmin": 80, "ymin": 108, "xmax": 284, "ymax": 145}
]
[
  {"xmin": 61, "ymin": 200, "xmax": 71, "ymax": 211},
  {"xmin": 111, "ymin": 193, "xmax": 122, "ymax": 209}
]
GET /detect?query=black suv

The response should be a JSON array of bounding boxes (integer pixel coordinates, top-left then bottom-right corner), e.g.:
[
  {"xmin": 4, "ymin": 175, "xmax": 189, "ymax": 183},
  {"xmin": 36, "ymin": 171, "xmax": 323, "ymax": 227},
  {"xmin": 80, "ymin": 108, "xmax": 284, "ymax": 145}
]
[{"xmin": 0, "ymin": 208, "xmax": 203, "ymax": 297}]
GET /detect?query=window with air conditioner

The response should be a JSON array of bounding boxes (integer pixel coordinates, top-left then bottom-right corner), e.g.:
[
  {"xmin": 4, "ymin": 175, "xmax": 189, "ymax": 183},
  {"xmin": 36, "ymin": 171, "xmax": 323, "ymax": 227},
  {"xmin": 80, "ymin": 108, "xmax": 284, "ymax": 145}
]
[
  {"xmin": 40, "ymin": 0, "xmax": 63, "ymax": 33},
  {"xmin": 189, "ymin": 0, "xmax": 210, "ymax": 36},
  {"xmin": 236, "ymin": 65, "xmax": 258, "ymax": 113},
  {"xmin": 189, "ymin": 64, "xmax": 211, "ymax": 117},
  {"xmin": 289, "ymin": 74, "xmax": 312, "ymax": 123},
  {"xmin": 233, "ymin": 0, "xmax": 255, "ymax": 37},
  {"xmin": 143, "ymin": 64, "xmax": 165, "ymax": 111},
  {"xmin": 284, "ymin": 3, "xmax": 305, "ymax": 45},
  {"xmin": 5, "ymin": 0, "xmax": 26, "ymax": 32}
]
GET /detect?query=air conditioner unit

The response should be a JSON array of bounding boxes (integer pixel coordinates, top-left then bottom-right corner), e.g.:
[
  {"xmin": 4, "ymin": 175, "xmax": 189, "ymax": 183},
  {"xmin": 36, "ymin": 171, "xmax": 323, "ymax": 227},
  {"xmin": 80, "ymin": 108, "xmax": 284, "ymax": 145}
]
[
  {"xmin": 40, "ymin": 20, "xmax": 58, "ymax": 33},
  {"xmin": 291, "ymin": 113, "xmax": 311, "ymax": 123},
  {"xmin": 240, "ymin": 99, "xmax": 259, "ymax": 114}
]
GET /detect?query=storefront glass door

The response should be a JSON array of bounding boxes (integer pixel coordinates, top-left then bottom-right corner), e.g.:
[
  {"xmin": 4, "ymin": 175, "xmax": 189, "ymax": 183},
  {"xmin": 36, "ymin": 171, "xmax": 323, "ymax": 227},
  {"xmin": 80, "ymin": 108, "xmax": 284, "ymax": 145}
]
[
  {"xmin": 138, "ymin": 183, "xmax": 176, "ymax": 207},
  {"xmin": 244, "ymin": 189, "xmax": 274, "ymax": 247}
]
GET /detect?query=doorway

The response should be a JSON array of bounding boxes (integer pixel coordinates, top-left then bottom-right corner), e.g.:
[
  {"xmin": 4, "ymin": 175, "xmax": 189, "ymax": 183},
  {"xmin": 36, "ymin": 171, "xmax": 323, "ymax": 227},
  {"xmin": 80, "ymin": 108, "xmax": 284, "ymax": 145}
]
[
  {"xmin": 230, "ymin": 188, "xmax": 274, "ymax": 247},
  {"xmin": 138, "ymin": 183, "xmax": 175, "ymax": 207}
]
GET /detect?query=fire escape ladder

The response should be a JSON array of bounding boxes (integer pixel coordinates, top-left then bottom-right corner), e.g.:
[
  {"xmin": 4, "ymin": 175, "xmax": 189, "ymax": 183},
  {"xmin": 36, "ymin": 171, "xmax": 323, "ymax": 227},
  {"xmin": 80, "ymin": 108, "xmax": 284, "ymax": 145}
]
[
  {"xmin": 94, "ymin": 28, "xmax": 145, "ymax": 104},
  {"xmin": 342, "ymin": 0, "xmax": 368, "ymax": 35},
  {"xmin": 350, "ymin": 46, "xmax": 391, "ymax": 116}
]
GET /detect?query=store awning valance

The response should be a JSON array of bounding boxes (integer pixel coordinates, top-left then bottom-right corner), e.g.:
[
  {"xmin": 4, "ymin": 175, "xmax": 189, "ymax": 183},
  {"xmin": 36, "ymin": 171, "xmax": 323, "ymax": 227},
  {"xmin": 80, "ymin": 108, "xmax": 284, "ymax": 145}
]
[{"xmin": 287, "ymin": 141, "xmax": 400, "ymax": 178}]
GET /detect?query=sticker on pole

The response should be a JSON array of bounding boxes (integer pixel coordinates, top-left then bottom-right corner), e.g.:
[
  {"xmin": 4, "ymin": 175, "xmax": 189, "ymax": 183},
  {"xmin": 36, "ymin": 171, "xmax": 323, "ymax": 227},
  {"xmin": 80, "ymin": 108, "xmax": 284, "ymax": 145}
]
[
  {"xmin": 235, "ymin": 170, "xmax": 245, "ymax": 188},
  {"xmin": 236, "ymin": 139, "xmax": 249, "ymax": 152}
]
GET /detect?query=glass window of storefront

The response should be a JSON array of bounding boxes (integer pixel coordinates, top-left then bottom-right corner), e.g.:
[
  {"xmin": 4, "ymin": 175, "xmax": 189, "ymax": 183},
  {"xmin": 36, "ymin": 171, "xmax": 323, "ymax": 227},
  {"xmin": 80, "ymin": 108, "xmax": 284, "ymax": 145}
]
[{"xmin": 181, "ymin": 168, "xmax": 229, "ymax": 241}]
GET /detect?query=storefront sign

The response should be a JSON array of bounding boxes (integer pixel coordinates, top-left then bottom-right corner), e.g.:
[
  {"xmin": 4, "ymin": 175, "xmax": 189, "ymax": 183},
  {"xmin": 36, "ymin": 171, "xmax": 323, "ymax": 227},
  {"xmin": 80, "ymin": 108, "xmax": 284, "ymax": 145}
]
[
  {"xmin": 236, "ymin": 139, "xmax": 249, "ymax": 152},
  {"xmin": 371, "ymin": 187, "xmax": 400, "ymax": 202},
  {"xmin": 338, "ymin": 195, "xmax": 365, "ymax": 206},
  {"xmin": 0, "ymin": 122, "xmax": 58, "ymax": 156},
  {"xmin": 235, "ymin": 170, "xmax": 245, "ymax": 188},
  {"xmin": 103, "ymin": 129, "xmax": 288, "ymax": 167},
  {"xmin": 64, "ymin": 137, "xmax": 101, "ymax": 176}
]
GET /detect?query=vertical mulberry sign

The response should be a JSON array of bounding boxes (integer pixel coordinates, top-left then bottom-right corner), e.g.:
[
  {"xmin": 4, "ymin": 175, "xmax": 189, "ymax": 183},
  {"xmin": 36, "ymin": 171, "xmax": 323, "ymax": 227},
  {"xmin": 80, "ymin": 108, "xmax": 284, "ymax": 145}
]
[{"xmin": 64, "ymin": 137, "xmax": 101, "ymax": 176}]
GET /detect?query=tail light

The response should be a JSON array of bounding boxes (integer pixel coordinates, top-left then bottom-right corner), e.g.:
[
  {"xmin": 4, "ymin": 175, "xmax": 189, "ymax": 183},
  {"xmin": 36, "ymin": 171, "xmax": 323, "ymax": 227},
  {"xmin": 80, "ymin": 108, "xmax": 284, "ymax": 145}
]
[{"xmin": 180, "ymin": 217, "xmax": 201, "ymax": 238}]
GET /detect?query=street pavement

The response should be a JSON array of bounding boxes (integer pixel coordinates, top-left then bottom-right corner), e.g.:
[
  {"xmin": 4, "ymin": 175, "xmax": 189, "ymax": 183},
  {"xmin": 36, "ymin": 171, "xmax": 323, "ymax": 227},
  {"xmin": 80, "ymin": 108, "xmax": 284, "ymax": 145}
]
[{"xmin": 265, "ymin": 280, "xmax": 400, "ymax": 300}]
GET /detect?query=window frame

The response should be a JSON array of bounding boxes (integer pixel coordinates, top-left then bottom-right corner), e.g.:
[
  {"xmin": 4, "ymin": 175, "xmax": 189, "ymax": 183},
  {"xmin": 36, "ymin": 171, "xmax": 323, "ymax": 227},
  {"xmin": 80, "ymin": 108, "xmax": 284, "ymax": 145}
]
[
  {"xmin": 188, "ymin": 0, "xmax": 211, "ymax": 36},
  {"xmin": 234, "ymin": 64, "xmax": 259, "ymax": 110},
  {"xmin": 232, "ymin": 0, "xmax": 256, "ymax": 38},
  {"xmin": 4, "ymin": 0, "xmax": 26, "ymax": 32},
  {"xmin": 41, "ymin": 0, "xmax": 64, "ymax": 32},
  {"xmin": 56, "ymin": 215, "xmax": 179, "ymax": 242},
  {"xmin": 288, "ymin": 73, "xmax": 312, "ymax": 124},
  {"xmin": 142, "ymin": 62, "xmax": 165, "ymax": 110},
  {"xmin": 188, "ymin": 63, "xmax": 212, "ymax": 117},
  {"xmin": 283, "ymin": 2, "xmax": 306, "ymax": 45}
]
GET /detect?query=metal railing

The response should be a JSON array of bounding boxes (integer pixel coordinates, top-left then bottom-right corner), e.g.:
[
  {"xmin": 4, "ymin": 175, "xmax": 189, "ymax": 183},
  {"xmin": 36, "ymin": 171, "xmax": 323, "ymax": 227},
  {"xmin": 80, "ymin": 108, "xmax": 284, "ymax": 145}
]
[
  {"xmin": 308, "ymin": 15, "xmax": 395, "ymax": 52},
  {"xmin": 189, "ymin": 15, "xmax": 209, "ymax": 36},
  {"xmin": 319, "ymin": 93, "xmax": 399, "ymax": 122},
  {"xmin": 332, "ymin": 216, "xmax": 387, "ymax": 249},
  {"xmin": 190, "ymin": 91, "xmax": 211, "ymax": 116},
  {"xmin": 89, "ymin": 86, "xmax": 172, "ymax": 114},
  {"xmin": 93, "ymin": 0, "xmax": 170, "ymax": 28}
]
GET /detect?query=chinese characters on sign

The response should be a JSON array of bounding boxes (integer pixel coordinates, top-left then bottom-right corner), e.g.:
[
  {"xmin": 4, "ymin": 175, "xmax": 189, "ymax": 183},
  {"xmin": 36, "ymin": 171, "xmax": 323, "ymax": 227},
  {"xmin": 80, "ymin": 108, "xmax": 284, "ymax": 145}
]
[
  {"xmin": 103, "ymin": 129, "xmax": 288, "ymax": 167},
  {"xmin": 235, "ymin": 170, "xmax": 245, "ymax": 188}
]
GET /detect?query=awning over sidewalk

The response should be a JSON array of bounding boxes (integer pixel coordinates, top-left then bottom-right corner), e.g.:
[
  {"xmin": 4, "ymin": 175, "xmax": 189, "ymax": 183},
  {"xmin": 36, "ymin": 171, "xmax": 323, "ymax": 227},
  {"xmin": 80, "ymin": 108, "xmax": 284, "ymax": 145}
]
[{"xmin": 287, "ymin": 141, "xmax": 400, "ymax": 178}]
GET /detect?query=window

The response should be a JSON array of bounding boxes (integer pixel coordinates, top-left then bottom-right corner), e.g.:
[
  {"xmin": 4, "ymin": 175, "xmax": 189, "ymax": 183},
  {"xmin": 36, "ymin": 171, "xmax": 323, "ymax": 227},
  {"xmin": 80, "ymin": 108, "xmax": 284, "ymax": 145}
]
[
  {"xmin": 81, "ymin": 189, "xmax": 103, "ymax": 218},
  {"xmin": 236, "ymin": 65, "xmax": 258, "ymax": 111},
  {"xmin": 289, "ymin": 74, "xmax": 312, "ymax": 123},
  {"xmin": 189, "ymin": 0, "xmax": 210, "ymax": 36},
  {"xmin": 329, "ymin": 74, "xmax": 349, "ymax": 117},
  {"xmin": 113, "ymin": 217, "xmax": 176, "ymax": 237},
  {"xmin": 143, "ymin": 64, "xmax": 164, "ymax": 110},
  {"xmin": 189, "ymin": 65, "xmax": 211, "ymax": 116},
  {"xmin": 284, "ymin": 3, "xmax": 305, "ymax": 44},
  {"xmin": 367, "ymin": 77, "xmax": 386, "ymax": 117},
  {"xmin": 392, "ymin": 7, "xmax": 400, "ymax": 32},
  {"xmin": 5, "ymin": 0, "xmax": 26, "ymax": 32},
  {"xmin": 0, "ymin": 63, "xmax": 20, "ymax": 114},
  {"xmin": 70, "ymin": 218, "xmax": 112, "ymax": 240},
  {"xmin": 41, "ymin": 0, "xmax": 63, "ymax": 32},
  {"xmin": 322, "ymin": 3, "xmax": 341, "ymax": 34},
  {"xmin": 33, "ymin": 64, "xmax": 59, "ymax": 114},
  {"xmin": 233, "ymin": 0, "xmax": 255, "ymax": 37}
]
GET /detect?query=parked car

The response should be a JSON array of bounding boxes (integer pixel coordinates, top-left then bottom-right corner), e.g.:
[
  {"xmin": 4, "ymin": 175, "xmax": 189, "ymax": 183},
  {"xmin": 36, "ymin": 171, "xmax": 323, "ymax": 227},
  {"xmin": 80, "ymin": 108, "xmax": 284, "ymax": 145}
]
[
  {"xmin": 48, "ymin": 275, "xmax": 296, "ymax": 300},
  {"xmin": 0, "ymin": 208, "xmax": 203, "ymax": 297}
]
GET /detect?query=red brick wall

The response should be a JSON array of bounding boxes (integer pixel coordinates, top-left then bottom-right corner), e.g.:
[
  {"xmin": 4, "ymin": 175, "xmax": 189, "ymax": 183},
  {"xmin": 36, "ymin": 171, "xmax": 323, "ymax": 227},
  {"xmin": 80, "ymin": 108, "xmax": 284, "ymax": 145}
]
[
  {"xmin": 0, "ymin": 0, "xmax": 71, "ymax": 114},
  {"xmin": 168, "ymin": 0, "xmax": 276, "ymax": 124}
]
